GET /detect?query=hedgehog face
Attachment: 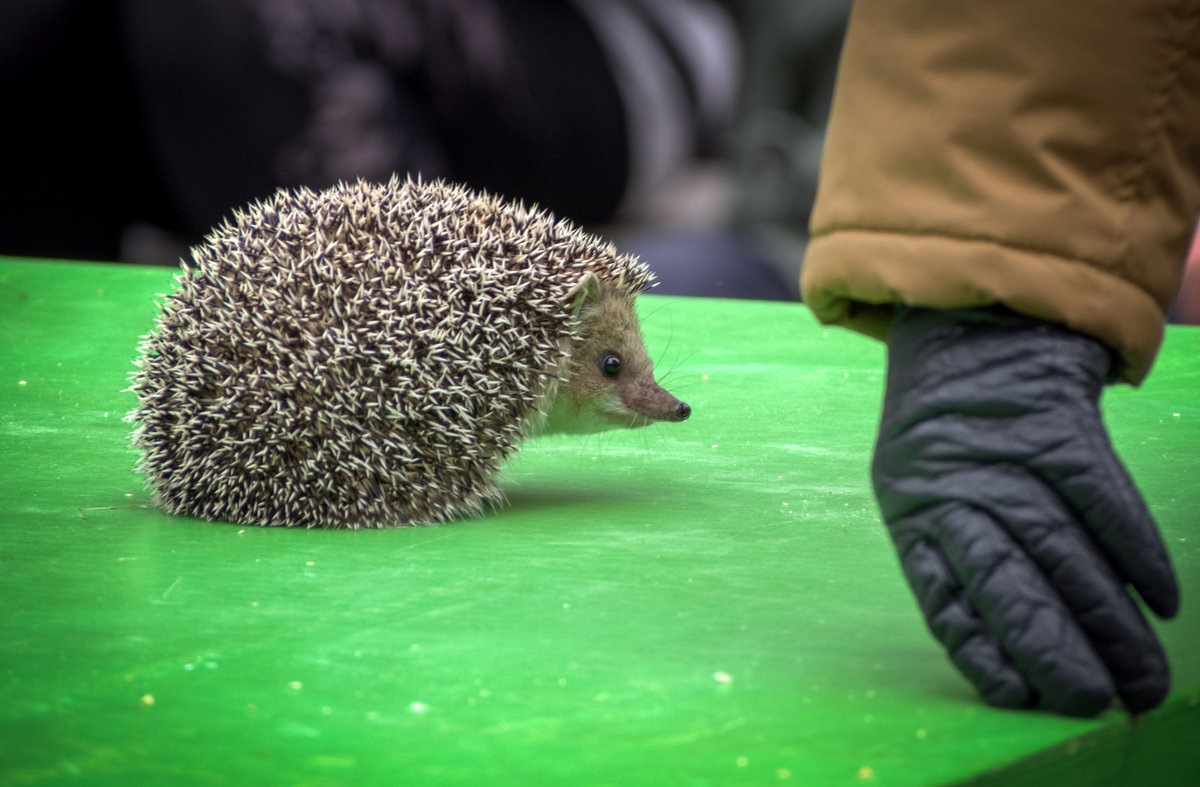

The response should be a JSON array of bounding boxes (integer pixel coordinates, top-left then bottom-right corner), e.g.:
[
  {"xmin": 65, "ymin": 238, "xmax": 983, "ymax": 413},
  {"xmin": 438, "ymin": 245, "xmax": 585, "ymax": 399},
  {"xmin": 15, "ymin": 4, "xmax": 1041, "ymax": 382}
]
[{"xmin": 540, "ymin": 277, "xmax": 690, "ymax": 434}]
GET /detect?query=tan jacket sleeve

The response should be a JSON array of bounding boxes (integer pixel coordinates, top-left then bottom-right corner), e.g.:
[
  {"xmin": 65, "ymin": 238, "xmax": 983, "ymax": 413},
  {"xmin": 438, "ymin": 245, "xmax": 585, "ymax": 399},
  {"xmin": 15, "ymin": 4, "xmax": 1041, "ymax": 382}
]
[{"xmin": 801, "ymin": 0, "xmax": 1200, "ymax": 383}]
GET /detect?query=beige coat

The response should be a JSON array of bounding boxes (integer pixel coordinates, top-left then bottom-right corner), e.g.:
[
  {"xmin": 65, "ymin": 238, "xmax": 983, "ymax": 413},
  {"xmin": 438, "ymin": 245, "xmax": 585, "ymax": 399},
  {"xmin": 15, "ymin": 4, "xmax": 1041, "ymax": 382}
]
[{"xmin": 802, "ymin": 1, "xmax": 1200, "ymax": 383}]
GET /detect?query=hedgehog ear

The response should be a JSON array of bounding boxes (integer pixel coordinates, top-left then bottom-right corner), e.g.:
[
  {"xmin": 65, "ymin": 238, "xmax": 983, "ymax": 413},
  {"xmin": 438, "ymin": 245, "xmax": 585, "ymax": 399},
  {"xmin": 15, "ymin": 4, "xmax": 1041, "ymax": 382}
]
[{"xmin": 566, "ymin": 271, "xmax": 603, "ymax": 318}]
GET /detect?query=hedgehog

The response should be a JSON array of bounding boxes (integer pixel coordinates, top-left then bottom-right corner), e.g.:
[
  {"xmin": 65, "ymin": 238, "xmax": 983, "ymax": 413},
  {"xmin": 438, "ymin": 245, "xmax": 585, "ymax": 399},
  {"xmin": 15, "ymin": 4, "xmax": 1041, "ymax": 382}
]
[{"xmin": 128, "ymin": 176, "xmax": 690, "ymax": 528}]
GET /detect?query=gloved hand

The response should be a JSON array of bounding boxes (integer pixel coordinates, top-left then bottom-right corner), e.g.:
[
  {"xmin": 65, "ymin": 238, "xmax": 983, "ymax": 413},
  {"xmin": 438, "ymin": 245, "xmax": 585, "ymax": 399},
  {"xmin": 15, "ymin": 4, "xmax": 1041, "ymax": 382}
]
[{"xmin": 873, "ymin": 306, "xmax": 1180, "ymax": 716}]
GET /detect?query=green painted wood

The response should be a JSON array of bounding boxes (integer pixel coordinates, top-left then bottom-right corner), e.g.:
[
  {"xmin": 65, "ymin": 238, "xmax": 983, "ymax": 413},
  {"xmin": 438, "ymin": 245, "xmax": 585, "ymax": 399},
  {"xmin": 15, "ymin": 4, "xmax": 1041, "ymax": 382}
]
[{"xmin": 1, "ymin": 257, "xmax": 1197, "ymax": 786}]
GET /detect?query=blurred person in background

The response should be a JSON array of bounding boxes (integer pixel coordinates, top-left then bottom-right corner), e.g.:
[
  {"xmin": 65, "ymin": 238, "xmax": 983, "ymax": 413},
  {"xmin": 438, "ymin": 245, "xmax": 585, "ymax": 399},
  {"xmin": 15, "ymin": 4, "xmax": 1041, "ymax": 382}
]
[{"xmin": 0, "ymin": 0, "xmax": 742, "ymax": 275}]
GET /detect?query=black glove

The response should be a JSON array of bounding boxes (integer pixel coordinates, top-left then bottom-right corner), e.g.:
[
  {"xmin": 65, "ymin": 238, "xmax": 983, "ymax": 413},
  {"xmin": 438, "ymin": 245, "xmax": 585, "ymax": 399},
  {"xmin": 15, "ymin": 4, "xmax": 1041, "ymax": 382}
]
[{"xmin": 873, "ymin": 306, "xmax": 1179, "ymax": 716}]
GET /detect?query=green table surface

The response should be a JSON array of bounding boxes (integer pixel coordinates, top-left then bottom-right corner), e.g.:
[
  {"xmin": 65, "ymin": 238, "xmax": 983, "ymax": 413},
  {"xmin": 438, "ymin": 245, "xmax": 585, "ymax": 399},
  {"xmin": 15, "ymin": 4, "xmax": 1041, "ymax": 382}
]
[{"xmin": 1, "ymin": 257, "xmax": 1197, "ymax": 786}]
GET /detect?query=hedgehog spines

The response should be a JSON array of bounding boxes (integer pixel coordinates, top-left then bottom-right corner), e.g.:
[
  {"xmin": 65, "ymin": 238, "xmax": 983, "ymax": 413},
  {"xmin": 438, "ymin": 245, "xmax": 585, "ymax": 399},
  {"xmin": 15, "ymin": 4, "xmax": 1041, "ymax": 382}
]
[{"xmin": 130, "ymin": 176, "xmax": 650, "ymax": 528}]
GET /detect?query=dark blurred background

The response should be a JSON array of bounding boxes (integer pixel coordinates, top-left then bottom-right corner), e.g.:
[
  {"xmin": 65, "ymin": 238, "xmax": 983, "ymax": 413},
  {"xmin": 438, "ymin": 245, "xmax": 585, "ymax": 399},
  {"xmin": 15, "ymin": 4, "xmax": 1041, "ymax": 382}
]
[
  {"xmin": 0, "ymin": 0, "xmax": 857, "ymax": 302},
  {"xmin": 2, "ymin": 1, "xmax": 1196, "ymax": 316}
]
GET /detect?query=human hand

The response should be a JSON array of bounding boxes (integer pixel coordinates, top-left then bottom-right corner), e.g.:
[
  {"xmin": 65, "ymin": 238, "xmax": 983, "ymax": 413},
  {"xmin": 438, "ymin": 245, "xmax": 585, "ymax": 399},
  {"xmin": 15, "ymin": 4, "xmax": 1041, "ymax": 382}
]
[{"xmin": 872, "ymin": 306, "xmax": 1179, "ymax": 716}]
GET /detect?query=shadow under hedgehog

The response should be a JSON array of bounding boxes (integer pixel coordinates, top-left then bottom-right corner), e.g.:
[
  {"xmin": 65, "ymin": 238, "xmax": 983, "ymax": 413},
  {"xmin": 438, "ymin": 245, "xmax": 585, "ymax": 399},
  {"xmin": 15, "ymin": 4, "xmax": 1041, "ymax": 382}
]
[{"xmin": 128, "ymin": 176, "xmax": 690, "ymax": 528}]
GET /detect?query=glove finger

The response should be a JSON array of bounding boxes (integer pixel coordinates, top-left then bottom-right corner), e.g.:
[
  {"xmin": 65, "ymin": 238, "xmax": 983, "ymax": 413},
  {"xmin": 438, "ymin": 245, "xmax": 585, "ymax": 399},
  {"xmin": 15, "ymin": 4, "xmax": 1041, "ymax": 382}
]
[
  {"xmin": 982, "ymin": 467, "xmax": 1173, "ymax": 713},
  {"xmin": 895, "ymin": 500, "xmax": 1116, "ymax": 716},
  {"xmin": 1032, "ymin": 414, "xmax": 1180, "ymax": 619},
  {"xmin": 892, "ymin": 532, "xmax": 1034, "ymax": 709}
]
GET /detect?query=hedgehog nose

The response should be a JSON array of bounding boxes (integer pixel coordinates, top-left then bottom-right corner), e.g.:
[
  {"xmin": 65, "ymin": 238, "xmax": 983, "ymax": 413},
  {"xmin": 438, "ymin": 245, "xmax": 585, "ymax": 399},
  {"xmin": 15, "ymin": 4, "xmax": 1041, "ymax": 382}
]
[{"xmin": 675, "ymin": 401, "xmax": 691, "ymax": 421}]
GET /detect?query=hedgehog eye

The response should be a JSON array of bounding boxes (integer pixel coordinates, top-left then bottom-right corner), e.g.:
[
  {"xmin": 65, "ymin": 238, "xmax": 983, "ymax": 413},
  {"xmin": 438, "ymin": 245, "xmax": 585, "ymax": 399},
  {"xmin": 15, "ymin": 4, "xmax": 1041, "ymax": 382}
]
[{"xmin": 600, "ymin": 353, "xmax": 622, "ymax": 378}]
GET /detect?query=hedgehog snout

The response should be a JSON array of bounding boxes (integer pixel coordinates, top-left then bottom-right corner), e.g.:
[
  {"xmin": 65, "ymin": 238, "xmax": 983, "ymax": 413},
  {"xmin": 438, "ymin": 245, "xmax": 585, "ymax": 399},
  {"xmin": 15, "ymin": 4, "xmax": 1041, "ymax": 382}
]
[{"xmin": 622, "ymin": 382, "xmax": 691, "ymax": 425}]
